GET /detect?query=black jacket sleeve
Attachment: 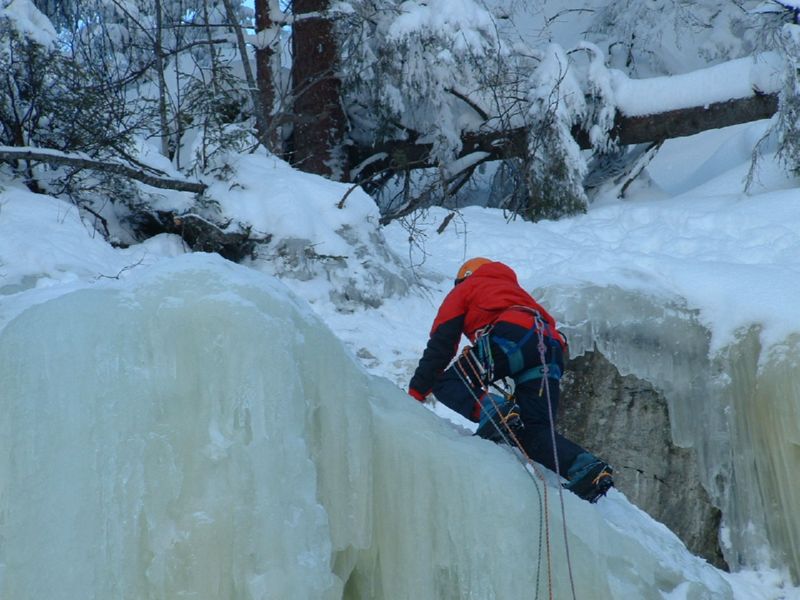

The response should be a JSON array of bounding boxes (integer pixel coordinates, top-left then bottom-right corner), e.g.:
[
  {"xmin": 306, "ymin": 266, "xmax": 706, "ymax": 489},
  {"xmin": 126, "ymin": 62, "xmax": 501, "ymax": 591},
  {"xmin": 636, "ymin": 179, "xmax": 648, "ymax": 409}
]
[{"xmin": 409, "ymin": 314, "xmax": 464, "ymax": 397}]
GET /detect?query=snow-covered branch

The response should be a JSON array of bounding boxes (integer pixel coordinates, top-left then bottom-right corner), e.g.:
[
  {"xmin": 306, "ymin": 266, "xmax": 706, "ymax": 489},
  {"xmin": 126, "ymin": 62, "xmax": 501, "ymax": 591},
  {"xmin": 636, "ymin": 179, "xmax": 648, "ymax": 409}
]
[{"xmin": 0, "ymin": 147, "xmax": 207, "ymax": 194}]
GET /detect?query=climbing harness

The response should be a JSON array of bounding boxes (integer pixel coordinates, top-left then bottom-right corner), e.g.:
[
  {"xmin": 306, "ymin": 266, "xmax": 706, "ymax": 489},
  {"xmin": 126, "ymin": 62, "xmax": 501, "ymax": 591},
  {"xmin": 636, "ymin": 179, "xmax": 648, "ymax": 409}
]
[{"xmin": 487, "ymin": 306, "xmax": 564, "ymax": 385}]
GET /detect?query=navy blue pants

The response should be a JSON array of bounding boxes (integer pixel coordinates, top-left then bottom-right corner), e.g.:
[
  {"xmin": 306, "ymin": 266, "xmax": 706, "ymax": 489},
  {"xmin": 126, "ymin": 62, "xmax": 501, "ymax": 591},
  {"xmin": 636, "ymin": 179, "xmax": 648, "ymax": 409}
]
[{"xmin": 431, "ymin": 321, "xmax": 585, "ymax": 476}]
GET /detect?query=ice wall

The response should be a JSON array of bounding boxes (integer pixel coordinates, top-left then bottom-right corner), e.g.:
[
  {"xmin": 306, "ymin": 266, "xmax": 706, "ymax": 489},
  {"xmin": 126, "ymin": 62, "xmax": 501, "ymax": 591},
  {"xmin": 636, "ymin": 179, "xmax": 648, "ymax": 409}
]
[
  {"xmin": 540, "ymin": 284, "xmax": 800, "ymax": 582},
  {"xmin": 0, "ymin": 255, "xmax": 731, "ymax": 599}
]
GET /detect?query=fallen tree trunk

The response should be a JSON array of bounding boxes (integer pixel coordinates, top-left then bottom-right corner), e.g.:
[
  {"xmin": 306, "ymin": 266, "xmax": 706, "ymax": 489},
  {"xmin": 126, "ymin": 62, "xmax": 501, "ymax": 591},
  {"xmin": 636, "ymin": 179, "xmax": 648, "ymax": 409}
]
[
  {"xmin": 348, "ymin": 92, "xmax": 779, "ymax": 183},
  {"xmin": 126, "ymin": 210, "xmax": 270, "ymax": 262},
  {"xmin": 609, "ymin": 93, "xmax": 779, "ymax": 146}
]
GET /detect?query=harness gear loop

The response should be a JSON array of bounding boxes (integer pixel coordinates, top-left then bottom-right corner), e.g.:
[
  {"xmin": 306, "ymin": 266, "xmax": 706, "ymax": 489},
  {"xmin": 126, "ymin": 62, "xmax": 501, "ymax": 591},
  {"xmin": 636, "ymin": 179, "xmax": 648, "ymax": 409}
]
[
  {"xmin": 474, "ymin": 325, "xmax": 495, "ymax": 380},
  {"xmin": 455, "ymin": 345, "xmax": 488, "ymax": 390},
  {"xmin": 453, "ymin": 323, "xmax": 497, "ymax": 391}
]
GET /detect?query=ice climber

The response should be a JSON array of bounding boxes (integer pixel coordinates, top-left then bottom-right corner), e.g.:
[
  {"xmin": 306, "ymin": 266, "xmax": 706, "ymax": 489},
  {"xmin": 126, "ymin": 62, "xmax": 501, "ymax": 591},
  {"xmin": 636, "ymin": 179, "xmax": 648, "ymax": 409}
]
[{"xmin": 408, "ymin": 258, "xmax": 614, "ymax": 503}]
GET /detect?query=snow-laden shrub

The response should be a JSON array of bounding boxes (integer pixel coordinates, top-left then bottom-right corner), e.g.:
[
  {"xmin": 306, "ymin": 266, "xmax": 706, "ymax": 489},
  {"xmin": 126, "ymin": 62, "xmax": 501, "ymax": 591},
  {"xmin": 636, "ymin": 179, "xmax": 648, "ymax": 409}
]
[
  {"xmin": 0, "ymin": 7, "xmax": 137, "ymax": 191},
  {"xmin": 338, "ymin": 2, "xmax": 625, "ymax": 222},
  {"xmin": 587, "ymin": 0, "xmax": 761, "ymax": 77},
  {"xmin": 522, "ymin": 44, "xmax": 588, "ymax": 222},
  {"xmin": 340, "ymin": 0, "xmax": 507, "ymax": 162}
]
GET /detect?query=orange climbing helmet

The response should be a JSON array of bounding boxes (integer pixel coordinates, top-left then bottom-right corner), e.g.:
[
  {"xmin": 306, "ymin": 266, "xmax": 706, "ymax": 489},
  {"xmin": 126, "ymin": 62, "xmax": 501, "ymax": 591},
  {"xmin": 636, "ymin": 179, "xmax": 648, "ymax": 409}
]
[{"xmin": 454, "ymin": 257, "xmax": 492, "ymax": 285}]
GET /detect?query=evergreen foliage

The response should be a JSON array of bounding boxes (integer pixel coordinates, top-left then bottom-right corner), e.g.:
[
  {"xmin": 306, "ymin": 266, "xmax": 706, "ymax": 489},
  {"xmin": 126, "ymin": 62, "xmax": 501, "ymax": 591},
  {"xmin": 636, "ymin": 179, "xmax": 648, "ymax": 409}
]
[
  {"xmin": 339, "ymin": 1, "xmax": 598, "ymax": 221},
  {"xmin": 777, "ymin": 23, "xmax": 800, "ymax": 174},
  {"xmin": 765, "ymin": 5, "xmax": 800, "ymax": 176},
  {"xmin": 0, "ymin": 12, "xmax": 137, "ymax": 192},
  {"xmin": 523, "ymin": 44, "xmax": 588, "ymax": 221}
]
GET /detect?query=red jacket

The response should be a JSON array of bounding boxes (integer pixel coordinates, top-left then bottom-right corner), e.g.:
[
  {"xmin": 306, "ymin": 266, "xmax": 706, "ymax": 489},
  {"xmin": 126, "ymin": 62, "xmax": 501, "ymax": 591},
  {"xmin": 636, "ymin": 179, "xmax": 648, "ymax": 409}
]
[{"xmin": 409, "ymin": 261, "xmax": 563, "ymax": 399}]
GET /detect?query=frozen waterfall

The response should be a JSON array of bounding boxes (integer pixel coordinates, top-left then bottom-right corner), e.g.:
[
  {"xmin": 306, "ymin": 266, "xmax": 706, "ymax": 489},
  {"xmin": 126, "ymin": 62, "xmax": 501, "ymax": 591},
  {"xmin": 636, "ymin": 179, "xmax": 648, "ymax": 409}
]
[{"xmin": 1, "ymin": 254, "xmax": 734, "ymax": 599}]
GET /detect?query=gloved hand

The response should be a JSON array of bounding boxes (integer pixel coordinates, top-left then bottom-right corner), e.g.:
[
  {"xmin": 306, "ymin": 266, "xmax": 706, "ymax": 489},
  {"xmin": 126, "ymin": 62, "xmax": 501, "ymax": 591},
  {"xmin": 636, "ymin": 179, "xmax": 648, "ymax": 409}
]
[{"xmin": 408, "ymin": 388, "xmax": 427, "ymax": 402}]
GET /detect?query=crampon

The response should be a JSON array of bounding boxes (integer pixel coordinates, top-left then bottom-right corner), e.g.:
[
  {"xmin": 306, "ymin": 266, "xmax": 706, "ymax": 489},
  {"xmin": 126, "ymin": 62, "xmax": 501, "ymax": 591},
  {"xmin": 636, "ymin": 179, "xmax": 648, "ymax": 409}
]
[
  {"xmin": 564, "ymin": 459, "xmax": 614, "ymax": 503},
  {"xmin": 474, "ymin": 393, "xmax": 523, "ymax": 444}
]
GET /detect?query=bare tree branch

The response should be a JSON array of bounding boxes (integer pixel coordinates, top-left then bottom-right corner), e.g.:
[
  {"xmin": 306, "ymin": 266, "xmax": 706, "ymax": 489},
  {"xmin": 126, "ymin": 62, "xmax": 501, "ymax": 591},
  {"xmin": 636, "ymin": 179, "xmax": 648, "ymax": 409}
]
[{"xmin": 446, "ymin": 86, "xmax": 490, "ymax": 121}]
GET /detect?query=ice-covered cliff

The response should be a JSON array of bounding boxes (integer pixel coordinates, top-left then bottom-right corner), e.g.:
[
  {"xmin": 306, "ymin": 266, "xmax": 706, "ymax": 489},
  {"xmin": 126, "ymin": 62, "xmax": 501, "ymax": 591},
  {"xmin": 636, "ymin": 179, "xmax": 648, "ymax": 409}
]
[
  {"xmin": 540, "ymin": 283, "xmax": 800, "ymax": 582},
  {"xmin": 0, "ymin": 254, "xmax": 733, "ymax": 599}
]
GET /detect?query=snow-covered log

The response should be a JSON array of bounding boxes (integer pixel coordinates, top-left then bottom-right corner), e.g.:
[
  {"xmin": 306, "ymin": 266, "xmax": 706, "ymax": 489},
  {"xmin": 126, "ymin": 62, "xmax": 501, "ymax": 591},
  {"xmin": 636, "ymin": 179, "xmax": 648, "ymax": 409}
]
[{"xmin": 349, "ymin": 92, "xmax": 778, "ymax": 184}]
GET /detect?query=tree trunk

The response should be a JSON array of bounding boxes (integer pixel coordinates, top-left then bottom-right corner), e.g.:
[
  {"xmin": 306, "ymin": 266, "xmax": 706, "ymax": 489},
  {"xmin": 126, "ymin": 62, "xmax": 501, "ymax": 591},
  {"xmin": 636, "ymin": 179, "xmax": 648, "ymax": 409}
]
[
  {"xmin": 254, "ymin": 0, "xmax": 281, "ymax": 152},
  {"xmin": 222, "ymin": 0, "xmax": 272, "ymax": 151},
  {"xmin": 155, "ymin": 0, "xmax": 171, "ymax": 158},
  {"xmin": 291, "ymin": 0, "xmax": 348, "ymax": 180}
]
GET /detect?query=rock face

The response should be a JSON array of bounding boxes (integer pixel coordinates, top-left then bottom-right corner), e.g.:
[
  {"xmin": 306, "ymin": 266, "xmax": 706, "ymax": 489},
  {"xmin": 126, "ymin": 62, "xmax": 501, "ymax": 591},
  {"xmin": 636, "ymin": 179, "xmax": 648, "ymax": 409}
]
[{"xmin": 558, "ymin": 350, "xmax": 727, "ymax": 570}]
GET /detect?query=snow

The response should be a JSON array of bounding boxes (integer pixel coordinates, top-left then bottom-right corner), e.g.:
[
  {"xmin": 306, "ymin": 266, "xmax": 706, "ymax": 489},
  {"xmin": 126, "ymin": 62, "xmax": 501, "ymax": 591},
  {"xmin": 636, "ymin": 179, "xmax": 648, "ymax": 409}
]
[
  {"xmin": 203, "ymin": 153, "xmax": 381, "ymax": 255},
  {"xmin": 0, "ymin": 0, "xmax": 57, "ymax": 47},
  {"xmin": 0, "ymin": 188, "xmax": 184, "ymax": 329},
  {"xmin": 387, "ymin": 0, "xmax": 497, "ymax": 47},
  {"xmin": 611, "ymin": 53, "xmax": 784, "ymax": 117}
]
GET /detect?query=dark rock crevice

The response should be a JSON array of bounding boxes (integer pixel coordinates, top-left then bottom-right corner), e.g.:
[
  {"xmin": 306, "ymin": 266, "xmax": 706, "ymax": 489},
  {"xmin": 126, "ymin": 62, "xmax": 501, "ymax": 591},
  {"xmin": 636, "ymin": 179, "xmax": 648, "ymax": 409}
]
[{"xmin": 559, "ymin": 349, "xmax": 727, "ymax": 570}]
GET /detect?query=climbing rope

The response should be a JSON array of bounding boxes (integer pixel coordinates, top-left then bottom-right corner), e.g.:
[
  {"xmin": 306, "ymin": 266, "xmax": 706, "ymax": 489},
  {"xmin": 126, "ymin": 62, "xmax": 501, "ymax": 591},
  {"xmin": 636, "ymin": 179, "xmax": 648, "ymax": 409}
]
[
  {"xmin": 454, "ymin": 344, "xmax": 555, "ymax": 600},
  {"xmin": 483, "ymin": 382, "xmax": 550, "ymax": 600},
  {"xmin": 453, "ymin": 314, "xmax": 580, "ymax": 600},
  {"xmin": 532, "ymin": 313, "xmax": 578, "ymax": 600}
]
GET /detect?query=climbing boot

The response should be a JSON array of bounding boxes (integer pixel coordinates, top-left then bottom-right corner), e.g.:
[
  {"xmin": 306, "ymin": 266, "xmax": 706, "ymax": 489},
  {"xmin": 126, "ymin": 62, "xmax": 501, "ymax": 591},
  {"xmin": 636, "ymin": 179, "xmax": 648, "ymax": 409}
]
[
  {"xmin": 563, "ymin": 453, "xmax": 614, "ymax": 503},
  {"xmin": 475, "ymin": 393, "xmax": 523, "ymax": 444}
]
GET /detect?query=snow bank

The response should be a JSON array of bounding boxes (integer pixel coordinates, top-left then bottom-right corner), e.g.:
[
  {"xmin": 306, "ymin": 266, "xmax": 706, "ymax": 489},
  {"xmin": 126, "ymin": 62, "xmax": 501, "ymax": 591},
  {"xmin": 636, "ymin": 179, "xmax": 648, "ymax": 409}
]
[
  {"xmin": 0, "ymin": 254, "xmax": 732, "ymax": 599},
  {"xmin": 204, "ymin": 153, "xmax": 412, "ymax": 310},
  {"xmin": 0, "ymin": 189, "xmax": 184, "ymax": 328}
]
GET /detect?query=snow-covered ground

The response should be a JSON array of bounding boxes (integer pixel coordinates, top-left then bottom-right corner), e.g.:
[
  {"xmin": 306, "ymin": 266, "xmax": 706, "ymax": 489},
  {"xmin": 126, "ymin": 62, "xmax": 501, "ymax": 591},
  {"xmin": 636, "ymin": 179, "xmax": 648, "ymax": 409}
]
[{"xmin": 2, "ymin": 116, "xmax": 800, "ymax": 597}]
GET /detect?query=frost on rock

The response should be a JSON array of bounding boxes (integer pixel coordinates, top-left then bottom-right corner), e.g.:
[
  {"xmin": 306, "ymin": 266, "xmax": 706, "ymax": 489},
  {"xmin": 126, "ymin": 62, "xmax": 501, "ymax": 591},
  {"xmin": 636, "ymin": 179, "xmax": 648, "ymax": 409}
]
[
  {"xmin": 0, "ymin": 254, "xmax": 732, "ymax": 599},
  {"xmin": 539, "ymin": 283, "xmax": 800, "ymax": 582}
]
